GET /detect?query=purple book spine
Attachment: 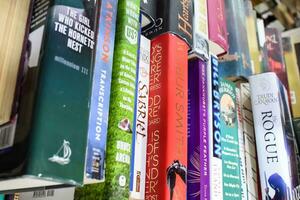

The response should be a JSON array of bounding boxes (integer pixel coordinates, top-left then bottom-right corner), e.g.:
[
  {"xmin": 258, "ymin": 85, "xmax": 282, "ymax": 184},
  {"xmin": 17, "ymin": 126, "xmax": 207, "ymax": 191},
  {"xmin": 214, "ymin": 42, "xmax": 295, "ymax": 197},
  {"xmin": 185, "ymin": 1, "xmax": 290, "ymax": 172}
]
[{"xmin": 188, "ymin": 58, "xmax": 210, "ymax": 200}]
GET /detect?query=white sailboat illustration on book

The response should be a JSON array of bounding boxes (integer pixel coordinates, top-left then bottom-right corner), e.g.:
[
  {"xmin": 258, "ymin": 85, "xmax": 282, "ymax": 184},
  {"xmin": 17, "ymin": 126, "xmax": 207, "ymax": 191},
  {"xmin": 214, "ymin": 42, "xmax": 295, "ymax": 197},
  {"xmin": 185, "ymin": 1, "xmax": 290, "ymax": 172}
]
[{"xmin": 48, "ymin": 140, "xmax": 72, "ymax": 165}]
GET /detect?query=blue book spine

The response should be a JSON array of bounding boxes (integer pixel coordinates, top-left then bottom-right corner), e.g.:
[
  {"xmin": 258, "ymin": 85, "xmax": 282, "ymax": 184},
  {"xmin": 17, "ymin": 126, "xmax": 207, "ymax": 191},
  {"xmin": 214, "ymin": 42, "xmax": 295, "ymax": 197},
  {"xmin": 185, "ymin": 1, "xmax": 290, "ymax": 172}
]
[{"xmin": 85, "ymin": 0, "xmax": 118, "ymax": 181}]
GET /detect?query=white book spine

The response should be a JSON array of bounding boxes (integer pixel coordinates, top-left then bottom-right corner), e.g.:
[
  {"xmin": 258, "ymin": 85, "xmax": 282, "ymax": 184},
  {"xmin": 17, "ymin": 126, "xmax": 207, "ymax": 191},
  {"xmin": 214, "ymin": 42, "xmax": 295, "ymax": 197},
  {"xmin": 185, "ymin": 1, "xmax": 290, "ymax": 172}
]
[
  {"xmin": 130, "ymin": 35, "xmax": 150, "ymax": 199},
  {"xmin": 250, "ymin": 72, "xmax": 295, "ymax": 200},
  {"xmin": 240, "ymin": 83, "xmax": 260, "ymax": 200},
  {"xmin": 236, "ymin": 87, "xmax": 249, "ymax": 200}
]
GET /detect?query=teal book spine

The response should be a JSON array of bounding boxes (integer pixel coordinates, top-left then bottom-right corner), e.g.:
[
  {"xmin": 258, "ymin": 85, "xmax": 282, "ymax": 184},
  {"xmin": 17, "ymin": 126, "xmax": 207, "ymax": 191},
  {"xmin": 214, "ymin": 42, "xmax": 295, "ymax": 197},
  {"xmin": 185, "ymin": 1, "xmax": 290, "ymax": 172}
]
[
  {"xmin": 220, "ymin": 78, "xmax": 242, "ymax": 200},
  {"xmin": 27, "ymin": 0, "xmax": 97, "ymax": 185},
  {"xmin": 102, "ymin": 0, "xmax": 141, "ymax": 199}
]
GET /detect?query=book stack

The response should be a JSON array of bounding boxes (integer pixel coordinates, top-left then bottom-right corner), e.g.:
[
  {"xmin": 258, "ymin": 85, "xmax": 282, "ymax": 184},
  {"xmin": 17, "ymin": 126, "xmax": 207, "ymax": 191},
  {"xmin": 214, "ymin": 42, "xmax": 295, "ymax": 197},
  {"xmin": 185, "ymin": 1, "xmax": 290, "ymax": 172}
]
[{"xmin": 0, "ymin": 0, "xmax": 300, "ymax": 200}]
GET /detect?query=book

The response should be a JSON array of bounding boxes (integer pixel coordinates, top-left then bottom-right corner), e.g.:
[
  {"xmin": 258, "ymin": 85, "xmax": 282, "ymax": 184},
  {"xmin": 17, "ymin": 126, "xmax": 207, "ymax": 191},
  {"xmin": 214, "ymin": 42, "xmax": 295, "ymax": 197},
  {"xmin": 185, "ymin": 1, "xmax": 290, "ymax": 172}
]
[
  {"xmin": 142, "ymin": 0, "xmax": 193, "ymax": 49},
  {"xmin": 219, "ymin": 78, "xmax": 242, "ymax": 200},
  {"xmin": 85, "ymin": 0, "xmax": 118, "ymax": 183},
  {"xmin": 239, "ymin": 83, "xmax": 261, "ymax": 200},
  {"xmin": 282, "ymin": 37, "xmax": 300, "ymax": 119},
  {"xmin": 0, "ymin": 0, "xmax": 32, "ymax": 125},
  {"xmin": 187, "ymin": 58, "xmax": 209, "ymax": 200},
  {"xmin": 129, "ymin": 35, "xmax": 151, "ymax": 200},
  {"xmin": 236, "ymin": 87, "xmax": 248, "ymax": 200},
  {"xmin": 207, "ymin": 0, "xmax": 228, "ymax": 56},
  {"xmin": 0, "ymin": 0, "xmax": 98, "ymax": 191},
  {"xmin": 249, "ymin": 72, "xmax": 300, "ymax": 200},
  {"xmin": 218, "ymin": 0, "xmax": 252, "ymax": 78},
  {"xmin": 244, "ymin": 1, "xmax": 261, "ymax": 74},
  {"xmin": 208, "ymin": 55, "xmax": 223, "ymax": 200},
  {"xmin": 140, "ymin": 0, "xmax": 157, "ymax": 33},
  {"xmin": 145, "ymin": 33, "xmax": 188, "ymax": 200},
  {"xmin": 100, "ymin": 0, "xmax": 141, "ymax": 198},
  {"xmin": 188, "ymin": 0, "xmax": 209, "ymax": 60},
  {"xmin": 263, "ymin": 28, "xmax": 289, "ymax": 91}
]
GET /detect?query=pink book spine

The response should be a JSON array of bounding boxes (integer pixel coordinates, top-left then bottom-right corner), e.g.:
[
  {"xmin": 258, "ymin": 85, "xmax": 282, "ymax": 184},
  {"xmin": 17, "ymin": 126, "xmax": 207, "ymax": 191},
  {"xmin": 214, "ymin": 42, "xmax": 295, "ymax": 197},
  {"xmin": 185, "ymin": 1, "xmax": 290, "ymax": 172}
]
[{"xmin": 207, "ymin": 0, "xmax": 228, "ymax": 54}]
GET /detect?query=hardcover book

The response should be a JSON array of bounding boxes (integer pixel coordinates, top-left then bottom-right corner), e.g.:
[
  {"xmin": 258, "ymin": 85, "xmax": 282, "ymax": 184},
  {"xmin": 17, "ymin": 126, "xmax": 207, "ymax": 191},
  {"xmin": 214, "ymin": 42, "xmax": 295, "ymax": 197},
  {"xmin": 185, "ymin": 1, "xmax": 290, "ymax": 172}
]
[
  {"xmin": 208, "ymin": 55, "xmax": 223, "ymax": 200},
  {"xmin": 0, "ymin": 0, "xmax": 32, "ymax": 125},
  {"xmin": 218, "ymin": 0, "xmax": 252, "ymax": 78},
  {"xmin": 142, "ymin": 0, "xmax": 193, "ymax": 49},
  {"xmin": 188, "ymin": 0, "xmax": 209, "ymax": 60},
  {"xmin": 145, "ymin": 33, "xmax": 188, "ymax": 200},
  {"xmin": 219, "ymin": 78, "xmax": 242, "ymax": 200},
  {"xmin": 187, "ymin": 58, "xmax": 209, "ymax": 200},
  {"xmin": 129, "ymin": 35, "xmax": 150, "ymax": 200},
  {"xmin": 249, "ymin": 72, "xmax": 300, "ymax": 200},
  {"xmin": 100, "ymin": 0, "xmax": 141, "ymax": 199},
  {"xmin": 85, "ymin": 0, "xmax": 118, "ymax": 183},
  {"xmin": 263, "ymin": 28, "xmax": 289, "ymax": 91},
  {"xmin": 0, "ymin": 0, "xmax": 98, "ymax": 191},
  {"xmin": 282, "ymin": 37, "xmax": 300, "ymax": 119},
  {"xmin": 207, "ymin": 0, "xmax": 228, "ymax": 56}
]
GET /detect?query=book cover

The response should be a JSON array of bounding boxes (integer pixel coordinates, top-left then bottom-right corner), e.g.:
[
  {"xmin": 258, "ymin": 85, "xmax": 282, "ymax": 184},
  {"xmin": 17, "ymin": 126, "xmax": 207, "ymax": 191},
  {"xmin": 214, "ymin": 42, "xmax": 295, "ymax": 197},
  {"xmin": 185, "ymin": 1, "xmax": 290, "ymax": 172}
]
[
  {"xmin": 263, "ymin": 28, "xmax": 289, "ymax": 91},
  {"xmin": 236, "ymin": 87, "xmax": 248, "ymax": 200},
  {"xmin": 85, "ymin": 0, "xmax": 118, "ymax": 182},
  {"xmin": 26, "ymin": 0, "xmax": 98, "ymax": 185},
  {"xmin": 18, "ymin": 187, "xmax": 75, "ymax": 200},
  {"xmin": 249, "ymin": 72, "xmax": 300, "ymax": 200},
  {"xmin": 129, "ymin": 35, "xmax": 151, "ymax": 199},
  {"xmin": 0, "ymin": 0, "xmax": 32, "ymax": 125},
  {"xmin": 218, "ymin": 0, "xmax": 252, "ymax": 78},
  {"xmin": 140, "ymin": 0, "xmax": 157, "ymax": 33},
  {"xmin": 145, "ymin": 33, "xmax": 188, "ymax": 200},
  {"xmin": 208, "ymin": 55, "xmax": 223, "ymax": 200},
  {"xmin": 207, "ymin": 0, "xmax": 228, "ymax": 56},
  {"xmin": 142, "ymin": 0, "xmax": 193, "ymax": 48},
  {"xmin": 240, "ymin": 83, "xmax": 261, "ymax": 200},
  {"xmin": 187, "ymin": 58, "xmax": 209, "ymax": 200},
  {"xmin": 188, "ymin": 0, "xmax": 209, "ymax": 60},
  {"xmin": 100, "ymin": 0, "xmax": 141, "ymax": 199},
  {"xmin": 282, "ymin": 37, "xmax": 300, "ymax": 119},
  {"xmin": 220, "ymin": 78, "xmax": 242, "ymax": 200}
]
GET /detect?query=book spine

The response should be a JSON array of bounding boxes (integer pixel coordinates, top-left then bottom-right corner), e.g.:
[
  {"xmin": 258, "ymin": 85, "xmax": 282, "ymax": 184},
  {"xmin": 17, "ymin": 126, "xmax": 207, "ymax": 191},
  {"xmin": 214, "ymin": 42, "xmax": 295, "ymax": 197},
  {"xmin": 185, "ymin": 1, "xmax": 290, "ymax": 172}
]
[
  {"xmin": 240, "ymin": 83, "xmax": 261, "ymax": 200},
  {"xmin": 189, "ymin": 0, "xmax": 209, "ymax": 60},
  {"xmin": 187, "ymin": 58, "xmax": 209, "ymax": 200},
  {"xmin": 249, "ymin": 72, "xmax": 299, "ymax": 199},
  {"xmin": 236, "ymin": 87, "xmax": 248, "ymax": 200},
  {"xmin": 220, "ymin": 78, "xmax": 242, "ymax": 200},
  {"xmin": 130, "ymin": 35, "xmax": 150, "ymax": 199},
  {"xmin": 208, "ymin": 55, "xmax": 223, "ymax": 200},
  {"xmin": 264, "ymin": 28, "xmax": 289, "ymax": 91},
  {"xmin": 102, "ymin": 0, "xmax": 141, "ymax": 198},
  {"xmin": 85, "ymin": 0, "xmax": 118, "ymax": 182},
  {"xmin": 27, "ymin": 0, "xmax": 97, "ymax": 184},
  {"xmin": 219, "ymin": 0, "xmax": 252, "ymax": 78},
  {"xmin": 145, "ymin": 33, "xmax": 188, "ymax": 200},
  {"xmin": 207, "ymin": 0, "xmax": 228, "ymax": 55},
  {"xmin": 143, "ymin": 0, "xmax": 193, "ymax": 48}
]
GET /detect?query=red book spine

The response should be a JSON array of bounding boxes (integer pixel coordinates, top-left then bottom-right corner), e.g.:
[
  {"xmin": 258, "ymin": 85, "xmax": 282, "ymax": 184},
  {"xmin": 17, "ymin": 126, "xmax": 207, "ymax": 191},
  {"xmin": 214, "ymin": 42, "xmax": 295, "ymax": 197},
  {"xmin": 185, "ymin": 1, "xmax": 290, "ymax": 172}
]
[{"xmin": 145, "ymin": 33, "xmax": 188, "ymax": 200}]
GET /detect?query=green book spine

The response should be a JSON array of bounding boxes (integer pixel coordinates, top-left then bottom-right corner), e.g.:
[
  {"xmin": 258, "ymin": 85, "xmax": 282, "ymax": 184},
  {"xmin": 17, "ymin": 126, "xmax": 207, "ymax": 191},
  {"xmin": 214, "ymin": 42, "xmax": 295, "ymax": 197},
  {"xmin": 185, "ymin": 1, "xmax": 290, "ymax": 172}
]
[
  {"xmin": 27, "ymin": 0, "xmax": 97, "ymax": 185},
  {"xmin": 220, "ymin": 78, "xmax": 242, "ymax": 200},
  {"xmin": 103, "ymin": 0, "xmax": 141, "ymax": 199}
]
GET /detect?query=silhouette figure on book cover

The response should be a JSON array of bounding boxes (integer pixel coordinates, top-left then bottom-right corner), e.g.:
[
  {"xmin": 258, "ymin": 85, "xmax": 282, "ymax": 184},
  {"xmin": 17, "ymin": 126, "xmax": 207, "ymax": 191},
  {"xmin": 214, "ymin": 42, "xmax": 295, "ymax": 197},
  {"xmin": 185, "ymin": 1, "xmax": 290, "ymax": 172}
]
[{"xmin": 265, "ymin": 173, "xmax": 288, "ymax": 200}]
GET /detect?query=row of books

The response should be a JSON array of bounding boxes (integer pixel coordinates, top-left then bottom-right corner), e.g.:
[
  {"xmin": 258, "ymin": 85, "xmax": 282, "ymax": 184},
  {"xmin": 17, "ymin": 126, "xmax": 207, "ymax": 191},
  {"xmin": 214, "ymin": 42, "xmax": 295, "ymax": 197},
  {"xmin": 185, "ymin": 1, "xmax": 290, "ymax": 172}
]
[{"xmin": 0, "ymin": 0, "xmax": 300, "ymax": 199}]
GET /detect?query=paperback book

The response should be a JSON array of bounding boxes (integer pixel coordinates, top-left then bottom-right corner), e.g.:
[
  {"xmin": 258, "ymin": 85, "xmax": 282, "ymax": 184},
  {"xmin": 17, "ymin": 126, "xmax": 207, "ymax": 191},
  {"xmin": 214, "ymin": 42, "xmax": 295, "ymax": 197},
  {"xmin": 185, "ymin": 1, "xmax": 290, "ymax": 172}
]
[
  {"xmin": 145, "ymin": 33, "xmax": 188, "ymax": 200},
  {"xmin": 208, "ymin": 55, "xmax": 223, "ymax": 200},
  {"xmin": 85, "ymin": 0, "xmax": 118, "ymax": 182},
  {"xmin": 129, "ymin": 35, "xmax": 151, "ymax": 199},
  {"xmin": 100, "ymin": 0, "xmax": 141, "ymax": 199},
  {"xmin": 219, "ymin": 78, "xmax": 242, "ymax": 200},
  {"xmin": 187, "ymin": 58, "xmax": 209, "ymax": 200},
  {"xmin": 250, "ymin": 72, "xmax": 300, "ymax": 200}
]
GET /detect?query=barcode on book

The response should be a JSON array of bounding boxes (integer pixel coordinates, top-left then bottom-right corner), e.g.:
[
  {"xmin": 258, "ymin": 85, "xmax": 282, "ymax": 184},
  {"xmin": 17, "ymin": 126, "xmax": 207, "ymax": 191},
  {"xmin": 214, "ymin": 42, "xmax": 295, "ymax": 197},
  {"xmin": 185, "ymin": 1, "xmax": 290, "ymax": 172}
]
[
  {"xmin": 32, "ymin": 189, "xmax": 55, "ymax": 198},
  {"xmin": 0, "ymin": 122, "xmax": 16, "ymax": 150}
]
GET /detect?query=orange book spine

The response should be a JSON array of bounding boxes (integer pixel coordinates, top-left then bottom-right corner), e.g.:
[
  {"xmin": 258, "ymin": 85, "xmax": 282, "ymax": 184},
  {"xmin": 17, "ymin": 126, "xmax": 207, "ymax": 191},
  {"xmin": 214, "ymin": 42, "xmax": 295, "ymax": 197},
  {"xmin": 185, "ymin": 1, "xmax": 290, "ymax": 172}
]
[{"xmin": 145, "ymin": 33, "xmax": 188, "ymax": 200}]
